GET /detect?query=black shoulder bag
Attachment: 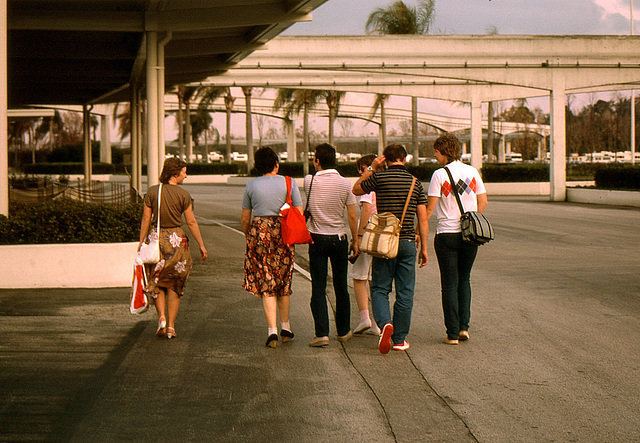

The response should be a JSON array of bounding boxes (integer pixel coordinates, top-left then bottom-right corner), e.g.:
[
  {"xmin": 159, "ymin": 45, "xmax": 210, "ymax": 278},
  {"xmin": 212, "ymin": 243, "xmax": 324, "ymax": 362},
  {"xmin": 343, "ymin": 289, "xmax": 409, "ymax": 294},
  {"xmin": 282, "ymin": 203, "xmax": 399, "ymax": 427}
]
[
  {"xmin": 303, "ymin": 175, "xmax": 314, "ymax": 221},
  {"xmin": 444, "ymin": 166, "xmax": 494, "ymax": 246}
]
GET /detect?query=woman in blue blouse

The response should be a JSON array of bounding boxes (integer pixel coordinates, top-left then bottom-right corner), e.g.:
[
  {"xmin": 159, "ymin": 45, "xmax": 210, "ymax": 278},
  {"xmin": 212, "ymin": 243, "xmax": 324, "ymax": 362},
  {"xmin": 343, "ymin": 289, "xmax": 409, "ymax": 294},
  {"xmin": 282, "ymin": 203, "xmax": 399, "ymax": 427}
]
[{"xmin": 241, "ymin": 147, "xmax": 304, "ymax": 347}]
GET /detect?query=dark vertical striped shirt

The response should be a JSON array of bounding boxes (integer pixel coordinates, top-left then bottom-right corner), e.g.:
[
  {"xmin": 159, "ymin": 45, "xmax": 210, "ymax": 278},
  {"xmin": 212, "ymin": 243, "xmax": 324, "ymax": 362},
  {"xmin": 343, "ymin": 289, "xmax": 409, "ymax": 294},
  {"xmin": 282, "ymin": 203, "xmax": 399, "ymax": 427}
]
[{"xmin": 360, "ymin": 165, "xmax": 427, "ymax": 241}]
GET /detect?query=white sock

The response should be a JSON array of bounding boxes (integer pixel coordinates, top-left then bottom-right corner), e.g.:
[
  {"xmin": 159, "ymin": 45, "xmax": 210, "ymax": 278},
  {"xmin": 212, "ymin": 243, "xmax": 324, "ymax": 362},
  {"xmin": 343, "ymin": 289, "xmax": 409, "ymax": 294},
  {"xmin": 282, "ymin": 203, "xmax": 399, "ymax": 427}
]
[
  {"xmin": 281, "ymin": 321, "xmax": 291, "ymax": 332},
  {"xmin": 268, "ymin": 328, "xmax": 278, "ymax": 336},
  {"xmin": 360, "ymin": 310, "xmax": 370, "ymax": 323}
]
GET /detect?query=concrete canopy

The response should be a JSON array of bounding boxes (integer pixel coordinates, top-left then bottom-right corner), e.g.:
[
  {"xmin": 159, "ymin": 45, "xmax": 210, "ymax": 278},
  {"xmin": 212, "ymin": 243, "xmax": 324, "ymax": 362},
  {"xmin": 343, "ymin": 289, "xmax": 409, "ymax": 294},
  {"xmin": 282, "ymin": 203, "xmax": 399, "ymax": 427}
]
[
  {"xmin": 197, "ymin": 35, "xmax": 640, "ymax": 200},
  {"xmin": 7, "ymin": 0, "xmax": 329, "ymax": 107}
]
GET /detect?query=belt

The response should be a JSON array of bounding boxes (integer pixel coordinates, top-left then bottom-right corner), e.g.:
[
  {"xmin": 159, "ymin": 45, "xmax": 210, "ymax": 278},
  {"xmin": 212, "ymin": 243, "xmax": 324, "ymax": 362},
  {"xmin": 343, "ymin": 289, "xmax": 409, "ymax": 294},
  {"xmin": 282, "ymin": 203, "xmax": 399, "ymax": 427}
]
[{"xmin": 311, "ymin": 233, "xmax": 347, "ymax": 241}]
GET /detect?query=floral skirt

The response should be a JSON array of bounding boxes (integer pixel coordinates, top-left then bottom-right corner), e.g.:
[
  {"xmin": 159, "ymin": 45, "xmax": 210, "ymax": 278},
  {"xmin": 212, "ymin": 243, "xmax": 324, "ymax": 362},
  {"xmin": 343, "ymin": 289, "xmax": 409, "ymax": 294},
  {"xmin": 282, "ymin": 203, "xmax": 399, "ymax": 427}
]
[
  {"xmin": 143, "ymin": 226, "xmax": 192, "ymax": 298},
  {"xmin": 243, "ymin": 216, "xmax": 295, "ymax": 298}
]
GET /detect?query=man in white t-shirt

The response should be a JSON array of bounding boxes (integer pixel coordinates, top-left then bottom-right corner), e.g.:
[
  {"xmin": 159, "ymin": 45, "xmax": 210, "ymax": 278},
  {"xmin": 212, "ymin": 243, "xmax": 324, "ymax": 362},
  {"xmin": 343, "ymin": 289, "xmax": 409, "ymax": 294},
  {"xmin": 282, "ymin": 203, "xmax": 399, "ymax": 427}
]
[{"xmin": 426, "ymin": 133, "xmax": 488, "ymax": 345}]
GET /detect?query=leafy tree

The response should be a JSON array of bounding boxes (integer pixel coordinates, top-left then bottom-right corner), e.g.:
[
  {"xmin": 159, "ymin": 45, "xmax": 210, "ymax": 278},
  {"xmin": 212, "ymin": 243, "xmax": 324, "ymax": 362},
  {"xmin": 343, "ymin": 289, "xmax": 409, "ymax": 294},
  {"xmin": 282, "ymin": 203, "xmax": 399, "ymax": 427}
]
[{"xmin": 273, "ymin": 88, "xmax": 325, "ymax": 175}]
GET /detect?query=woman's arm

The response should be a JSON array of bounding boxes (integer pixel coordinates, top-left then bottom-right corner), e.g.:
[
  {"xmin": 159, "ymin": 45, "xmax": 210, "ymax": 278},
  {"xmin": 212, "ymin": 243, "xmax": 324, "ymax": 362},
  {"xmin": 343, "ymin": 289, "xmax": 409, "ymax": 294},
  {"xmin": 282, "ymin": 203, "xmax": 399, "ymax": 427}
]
[
  {"xmin": 356, "ymin": 202, "xmax": 372, "ymax": 245},
  {"xmin": 241, "ymin": 208, "xmax": 252, "ymax": 236},
  {"xmin": 184, "ymin": 204, "xmax": 208, "ymax": 261},
  {"xmin": 138, "ymin": 205, "xmax": 152, "ymax": 251}
]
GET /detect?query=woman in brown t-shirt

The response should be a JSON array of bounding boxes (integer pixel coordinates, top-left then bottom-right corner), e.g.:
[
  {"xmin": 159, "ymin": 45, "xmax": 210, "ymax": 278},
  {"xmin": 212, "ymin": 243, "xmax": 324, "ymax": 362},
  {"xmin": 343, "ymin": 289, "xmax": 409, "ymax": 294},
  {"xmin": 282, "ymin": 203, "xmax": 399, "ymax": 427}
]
[{"xmin": 138, "ymin": 158, "xmax": 208, "ymax": 339}]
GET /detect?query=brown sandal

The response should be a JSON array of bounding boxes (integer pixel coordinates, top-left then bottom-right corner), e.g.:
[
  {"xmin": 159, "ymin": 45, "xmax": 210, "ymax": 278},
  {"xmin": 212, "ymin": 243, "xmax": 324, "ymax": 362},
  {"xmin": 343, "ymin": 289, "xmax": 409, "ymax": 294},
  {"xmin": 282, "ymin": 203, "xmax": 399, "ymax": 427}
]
[{"xmin": 166, "ymin": 327, "xmax": 177, "ymax": 339}]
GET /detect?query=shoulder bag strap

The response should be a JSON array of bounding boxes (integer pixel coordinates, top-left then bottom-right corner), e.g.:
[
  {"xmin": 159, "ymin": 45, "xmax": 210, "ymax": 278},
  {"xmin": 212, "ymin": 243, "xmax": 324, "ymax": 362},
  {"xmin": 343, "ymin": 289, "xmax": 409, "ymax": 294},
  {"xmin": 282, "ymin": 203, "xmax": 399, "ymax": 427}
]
[
  {"xmin": 156, "ymin": 184, "xmax": 162, "ymax": 233},
  {"xmin": 304, "ymin": 175, "xmax": 314, "ymax": 213},
  {"xmin": 285, "ymin": 176, "xmax": 293, "ymax": 205},
  {"xmin": 399, "ymin": 176, "xmax": 417, "ymax": 227},
  {"xmin": 444, "ymin": 165, "xmax": 465, "ymax": 215}
]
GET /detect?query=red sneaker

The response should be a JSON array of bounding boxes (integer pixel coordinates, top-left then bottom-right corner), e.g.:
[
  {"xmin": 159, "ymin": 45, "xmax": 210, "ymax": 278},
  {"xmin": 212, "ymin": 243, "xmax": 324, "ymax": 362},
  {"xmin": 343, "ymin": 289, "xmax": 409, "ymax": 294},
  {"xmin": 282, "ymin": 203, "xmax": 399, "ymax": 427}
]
[
  {"xmin": 378, "ymin": 323, "xmax": 393, "ymax": 354},
  {"xmin": 392, "ymin": 341, "xmax": 410, "ymax": 351}
]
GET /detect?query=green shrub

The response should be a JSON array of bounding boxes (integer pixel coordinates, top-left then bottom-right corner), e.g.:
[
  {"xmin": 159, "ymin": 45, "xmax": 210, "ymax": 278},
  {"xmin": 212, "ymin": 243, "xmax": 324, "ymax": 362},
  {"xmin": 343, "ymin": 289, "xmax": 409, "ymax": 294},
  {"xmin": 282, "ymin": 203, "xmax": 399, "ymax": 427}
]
[
  {"xmin": 0, "ymin": 199, "xmax": 143, "ymax": 244},
  {"xmin": 594, "ymin": 165, "xmax": 640, "ymax": 190},
  {"xmin": 186, "ymin": 162, "xmax": 241, "ymax": 175}
]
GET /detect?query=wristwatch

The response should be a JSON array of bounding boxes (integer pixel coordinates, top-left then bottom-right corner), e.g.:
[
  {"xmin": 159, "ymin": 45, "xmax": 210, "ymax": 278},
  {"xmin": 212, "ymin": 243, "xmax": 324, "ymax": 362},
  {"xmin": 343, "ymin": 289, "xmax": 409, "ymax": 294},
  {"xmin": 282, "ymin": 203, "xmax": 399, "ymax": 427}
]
[{"xmin": 367, "ymin": 166, "xmax": 373, "ymax": 172}]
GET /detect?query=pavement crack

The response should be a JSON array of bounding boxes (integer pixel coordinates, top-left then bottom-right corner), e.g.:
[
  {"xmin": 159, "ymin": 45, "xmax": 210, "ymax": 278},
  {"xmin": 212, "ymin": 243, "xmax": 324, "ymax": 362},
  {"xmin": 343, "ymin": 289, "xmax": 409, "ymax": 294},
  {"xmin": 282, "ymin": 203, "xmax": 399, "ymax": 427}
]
[{"xmin": 405, "ymin": 351, "xmax": 481, "ymax": 443}]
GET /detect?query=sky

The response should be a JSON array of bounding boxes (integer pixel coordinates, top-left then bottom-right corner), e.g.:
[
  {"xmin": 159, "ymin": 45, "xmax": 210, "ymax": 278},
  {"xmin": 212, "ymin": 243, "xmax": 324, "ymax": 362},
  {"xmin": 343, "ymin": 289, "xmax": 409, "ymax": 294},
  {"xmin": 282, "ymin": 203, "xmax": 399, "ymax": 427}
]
[{"xmin": 284, "ymin": 0, "xmax": 637, "ymax": 36}]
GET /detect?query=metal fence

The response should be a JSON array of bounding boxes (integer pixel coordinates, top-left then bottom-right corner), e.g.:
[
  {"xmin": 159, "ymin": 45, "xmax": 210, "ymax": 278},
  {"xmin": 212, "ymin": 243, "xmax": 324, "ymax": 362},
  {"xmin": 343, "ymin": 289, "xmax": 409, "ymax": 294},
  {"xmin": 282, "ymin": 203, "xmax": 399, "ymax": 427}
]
[{"xmin": 9, "ymin": 178, "xmax": 140, "ymax": 206}]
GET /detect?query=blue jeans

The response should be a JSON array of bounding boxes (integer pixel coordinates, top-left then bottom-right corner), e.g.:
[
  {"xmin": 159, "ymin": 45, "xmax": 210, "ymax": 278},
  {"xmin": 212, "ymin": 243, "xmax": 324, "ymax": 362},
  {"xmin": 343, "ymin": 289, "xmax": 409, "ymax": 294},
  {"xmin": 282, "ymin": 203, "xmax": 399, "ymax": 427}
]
[
  {"xmin": 371, "ymin": 240, "xmax": 416, "ymax": 345},
  {"xmin": 308, "ymin": 234, "xmax": 351, "ymax": 337},
  {"xmin": 434, "ymin": 233, "xmax": 478, "ymax": 340}
]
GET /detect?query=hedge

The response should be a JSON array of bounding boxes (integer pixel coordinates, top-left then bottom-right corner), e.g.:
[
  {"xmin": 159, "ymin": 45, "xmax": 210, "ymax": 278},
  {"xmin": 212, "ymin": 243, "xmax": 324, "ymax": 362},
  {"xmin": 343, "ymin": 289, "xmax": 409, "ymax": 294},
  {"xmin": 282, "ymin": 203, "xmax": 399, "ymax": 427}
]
[
  {"xmin": 480, "ymin": 163, "xmax": 549, "ymax": 182},
  {"xmin": 0, "ymin": 199, "xmax": 143, "ymax": 244},
  {"xmin": 594, "ymin": 165, "xmax": 640, "ymax": 190}
]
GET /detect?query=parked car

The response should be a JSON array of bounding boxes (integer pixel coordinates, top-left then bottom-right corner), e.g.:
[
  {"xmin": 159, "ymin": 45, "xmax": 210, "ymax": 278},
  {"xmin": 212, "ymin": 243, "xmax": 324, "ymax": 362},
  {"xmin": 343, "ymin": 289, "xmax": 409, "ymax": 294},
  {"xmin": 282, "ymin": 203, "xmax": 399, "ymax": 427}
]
[
  {"xmin": 208, "ymin": 151, "xmax": 224, "ymax": 162},
  {"xmin": 231, "ymin": 152, "xmax": 248, "ymax": 162}
]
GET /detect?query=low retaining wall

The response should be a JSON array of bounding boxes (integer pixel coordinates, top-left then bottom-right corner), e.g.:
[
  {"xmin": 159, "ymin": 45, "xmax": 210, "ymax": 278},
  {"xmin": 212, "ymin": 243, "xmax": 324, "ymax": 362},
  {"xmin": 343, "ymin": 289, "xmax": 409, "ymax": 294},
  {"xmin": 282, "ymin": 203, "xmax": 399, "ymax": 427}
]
[
  {"xmin": 0, "ymin": 242, "xmax": 138, "ymax": 288},
  {"xmin": 566, "ymin": 188, "xmax": 640, "ymax": 208}
]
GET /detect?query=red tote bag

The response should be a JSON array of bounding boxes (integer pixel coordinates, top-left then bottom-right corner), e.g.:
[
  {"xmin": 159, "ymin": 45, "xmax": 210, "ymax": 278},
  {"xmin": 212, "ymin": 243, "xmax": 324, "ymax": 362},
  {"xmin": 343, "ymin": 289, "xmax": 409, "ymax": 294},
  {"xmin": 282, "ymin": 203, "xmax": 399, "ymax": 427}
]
[{"xmin": 279, "ymin": 176, "xmax": 313, "ymax": 246}]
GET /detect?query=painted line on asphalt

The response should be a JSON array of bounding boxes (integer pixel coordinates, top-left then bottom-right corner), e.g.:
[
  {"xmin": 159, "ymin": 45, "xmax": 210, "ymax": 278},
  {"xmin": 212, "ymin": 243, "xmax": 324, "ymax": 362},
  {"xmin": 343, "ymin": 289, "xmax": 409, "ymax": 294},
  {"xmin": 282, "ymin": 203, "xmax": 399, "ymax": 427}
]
[{"xmin": 196, "ymin": 216, "xmax": 312, "ymax": 281}]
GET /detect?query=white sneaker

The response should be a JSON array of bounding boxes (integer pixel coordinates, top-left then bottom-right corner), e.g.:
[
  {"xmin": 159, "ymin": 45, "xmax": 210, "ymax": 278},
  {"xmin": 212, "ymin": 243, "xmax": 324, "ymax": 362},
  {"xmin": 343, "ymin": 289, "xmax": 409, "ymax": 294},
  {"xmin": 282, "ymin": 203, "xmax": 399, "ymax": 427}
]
[
  {"xmin": 365, "ymin": 323, "xmax": 381, "ymax": 335},
  {"xmin": 353, "ymin": 319, "xmax": 372, "ymax": 334}
]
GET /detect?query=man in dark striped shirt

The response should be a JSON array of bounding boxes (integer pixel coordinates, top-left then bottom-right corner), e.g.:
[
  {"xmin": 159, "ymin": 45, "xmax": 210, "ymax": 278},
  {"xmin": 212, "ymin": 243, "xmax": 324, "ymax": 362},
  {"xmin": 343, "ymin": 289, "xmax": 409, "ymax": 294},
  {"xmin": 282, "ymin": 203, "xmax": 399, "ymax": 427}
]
[{"xmin": 353, "ymin": 144, "xmax": 429, "ymax": 354}]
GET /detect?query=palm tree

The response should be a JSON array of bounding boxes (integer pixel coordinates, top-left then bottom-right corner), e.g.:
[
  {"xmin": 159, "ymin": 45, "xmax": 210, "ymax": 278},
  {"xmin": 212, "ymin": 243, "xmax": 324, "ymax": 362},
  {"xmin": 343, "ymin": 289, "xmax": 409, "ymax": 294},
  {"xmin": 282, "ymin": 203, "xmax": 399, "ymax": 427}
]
[
  {"xmin": 273, "ymin": 88, "xmax": 325, "ymax": 176},
  {"xmin": 365, "ymin": 0, "xmax": 435, "ymax": 35},
  {"xmin": 179, "ymin": 86, "xmax": 198, "ymax": 162},
  {"xmin": 196, "ymin": 86, "xmax": 234, "ymax": 162},
  {"xmin": 242, "ymin": 86, "xmax": 254, "ymax": 171},
  {"xmin": 369, "ymin": 94, "xmax": 389, "ymax": 155},
  {"xmin": 366, "ymin": 0, "xmax": 436, "ymax": 164},
  {"xmin": 325, "ymin": 90, "xmax": 346, "ymax": 146}
]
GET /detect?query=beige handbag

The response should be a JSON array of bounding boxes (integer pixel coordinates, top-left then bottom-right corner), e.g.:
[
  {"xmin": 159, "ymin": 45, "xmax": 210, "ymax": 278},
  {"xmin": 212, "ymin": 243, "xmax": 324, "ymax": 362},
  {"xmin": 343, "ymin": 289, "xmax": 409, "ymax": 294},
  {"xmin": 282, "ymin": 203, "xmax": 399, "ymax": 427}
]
[{"xmin": 359, "ymin": 177, "xmax": 416, "ymax": 259}]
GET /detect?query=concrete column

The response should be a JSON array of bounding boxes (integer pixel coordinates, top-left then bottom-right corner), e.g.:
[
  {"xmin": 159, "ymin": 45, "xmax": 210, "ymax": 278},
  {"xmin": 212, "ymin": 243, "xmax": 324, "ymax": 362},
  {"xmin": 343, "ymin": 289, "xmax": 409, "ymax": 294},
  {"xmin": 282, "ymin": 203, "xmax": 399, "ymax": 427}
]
[
  {"xmin": 136, "ymin": 90, "xmax": 143, "ymax": 192},
  {"xmin": 157, "ymin": 32, "xmax": 171, "ymax": 176},
  {"xmin": 377, "ymin": 125, "xmax": 384, "ymax": 157},
  {"xmin": 146, "ymin": 31, "xmax": 159, "ymax": 187},
  {"xmin": 286, "ymin": 119, "xmax": 296, "ymax": 163},
  {"xmin": 411, "ymin": 96, "xmax": 419, "ymax": 165},
  {"xmin": 498, "ymin": 136, "xmax": 506, "ymax": 163},
  {"xmin": 470, "ymin": 95, "xmax": 483, "ymax": 170},
  {"xmin": 550, "ymin": 76, "xmax": 567, "ymax": 201},
  {"xmin": 100, "ymin": 115, "xmax": 112, "ymax": 164},
  {"xmin": 0, "ymin": 0, "xmax": 8, "ymax": 216},
  {"xmin": 83, "ymin": 105, "xmax": 92, "ymax": 183}
]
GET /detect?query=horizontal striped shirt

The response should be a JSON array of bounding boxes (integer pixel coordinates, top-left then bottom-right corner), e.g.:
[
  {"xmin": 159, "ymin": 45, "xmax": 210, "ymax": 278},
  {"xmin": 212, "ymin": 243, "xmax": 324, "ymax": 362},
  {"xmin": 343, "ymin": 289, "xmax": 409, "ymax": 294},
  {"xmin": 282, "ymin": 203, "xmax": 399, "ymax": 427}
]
[
  {"xmin": 304, "ymin": 169, "xmax": 356, "ymax": 236},
  {"xmin": 360, "ymin": 165, "xmax": 427, "ymax": 241}
]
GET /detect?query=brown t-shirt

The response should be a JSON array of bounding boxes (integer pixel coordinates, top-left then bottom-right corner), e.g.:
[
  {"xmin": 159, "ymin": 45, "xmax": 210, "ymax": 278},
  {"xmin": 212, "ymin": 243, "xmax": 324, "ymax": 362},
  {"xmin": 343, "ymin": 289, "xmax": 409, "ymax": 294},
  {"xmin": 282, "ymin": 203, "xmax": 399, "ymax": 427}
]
[{"xmin": 144, "ymin": 184, "xmax": 194, "ymax": 228}]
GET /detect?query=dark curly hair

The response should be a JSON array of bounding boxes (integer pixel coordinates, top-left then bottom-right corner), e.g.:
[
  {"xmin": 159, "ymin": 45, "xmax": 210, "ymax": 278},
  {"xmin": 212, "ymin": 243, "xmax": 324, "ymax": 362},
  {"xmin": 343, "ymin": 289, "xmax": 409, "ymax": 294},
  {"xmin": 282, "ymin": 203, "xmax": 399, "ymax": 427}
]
[{"xmin": 254, "ymin": 146, "xmax": 279, "ymax": 175}]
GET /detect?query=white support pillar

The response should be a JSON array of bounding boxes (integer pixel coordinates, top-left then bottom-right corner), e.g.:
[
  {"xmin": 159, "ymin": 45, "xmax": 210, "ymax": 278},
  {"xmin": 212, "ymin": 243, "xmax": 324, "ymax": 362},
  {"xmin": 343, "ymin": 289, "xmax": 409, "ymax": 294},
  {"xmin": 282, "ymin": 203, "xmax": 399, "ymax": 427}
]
[
  {"xmin": 137, "ymin": 90, "xmax": 144, "ymax": 192},
  {"xmin": 100, "ymin": 115, "xmax": 112, "ymax": 164},
  {"xmin": 157, "ymin": 32, "xmax": 171, "ymax": 176},
  {"xmin": 470, "ymin": 95, "xmax": 483, "ymax": 170},
  {"xmin": 377, "ymin": 125, "xmax": 385, "ymax": 156},
  {"xmin": 498, "ymin": 136, "xmax": 506, "ymax": 163},
  {"xmin": 550, "ymin": 76, "xmax": 567, "ymax": 201},
  {"xmin": 286, "ymin": 119, "xmax": 296, "ymax": 162},
  {"xmin": 130, "ymin": 88, "xmax": 139, "ymax": 194},
  {"xmin": 0, "ymin": 0, "xmax": 8, "ymax": 216},
  {"xmin": 83, "ymin": 105, "xmax": 92, "ymax": 183},
  {"xmin": 146, "ymin": 31, "xmax": 159, "ymax": 187}
]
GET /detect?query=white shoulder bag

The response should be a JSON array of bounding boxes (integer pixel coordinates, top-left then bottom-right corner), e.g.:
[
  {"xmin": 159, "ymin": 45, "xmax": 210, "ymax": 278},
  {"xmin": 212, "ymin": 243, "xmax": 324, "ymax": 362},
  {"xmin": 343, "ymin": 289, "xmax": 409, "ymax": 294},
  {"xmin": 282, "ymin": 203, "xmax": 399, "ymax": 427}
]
[{"xmin": 138, "ymin": 184, "xmax": 163, "ymax": 264}]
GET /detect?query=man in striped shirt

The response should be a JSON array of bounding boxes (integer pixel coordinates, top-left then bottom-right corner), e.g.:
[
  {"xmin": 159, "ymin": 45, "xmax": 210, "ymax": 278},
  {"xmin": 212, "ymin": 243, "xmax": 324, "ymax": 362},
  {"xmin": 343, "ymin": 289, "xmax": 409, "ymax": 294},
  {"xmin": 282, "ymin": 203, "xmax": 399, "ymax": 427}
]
[
  {"xmin": 353, "ymin": 144, "xmax": 429, "ymax": 354},
  {"xmin": 305, "ymin": 143, "xmax": 359, "ymax": 348}
]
